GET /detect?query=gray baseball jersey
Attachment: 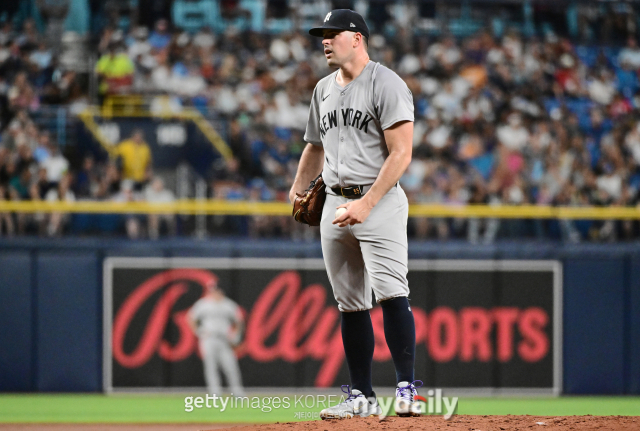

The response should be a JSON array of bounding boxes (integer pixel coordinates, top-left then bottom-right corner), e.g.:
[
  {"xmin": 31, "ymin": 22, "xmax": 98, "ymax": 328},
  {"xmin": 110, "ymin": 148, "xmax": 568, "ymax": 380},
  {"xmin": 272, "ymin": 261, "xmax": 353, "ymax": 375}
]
[
  {"xmin": 304, "ymin": 61, "xmax": 414, "ymax": 188},
  {"xmin": 304, "ymin": 61, "xmax": 414, "ymax": 312},
  {"xmin": 190, "ymin": 296, "xmax": 241, "ymax": 339}
]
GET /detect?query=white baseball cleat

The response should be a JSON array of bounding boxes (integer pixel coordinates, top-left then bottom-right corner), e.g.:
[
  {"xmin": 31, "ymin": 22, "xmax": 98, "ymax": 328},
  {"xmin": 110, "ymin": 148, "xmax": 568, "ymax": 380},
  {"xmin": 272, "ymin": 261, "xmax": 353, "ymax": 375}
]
[
  {"xmin": 320, "ymin": 385, "xmax": 382, "ymax": 419},
  {"xmin": 395, "ymin": 380, "xmax": 423, "ymax": 417}
]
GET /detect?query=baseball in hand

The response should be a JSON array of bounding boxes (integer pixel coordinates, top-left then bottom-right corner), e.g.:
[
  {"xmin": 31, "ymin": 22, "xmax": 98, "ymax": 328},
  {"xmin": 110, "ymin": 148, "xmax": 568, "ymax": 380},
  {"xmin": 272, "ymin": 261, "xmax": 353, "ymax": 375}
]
[{"xmin": 335, "ymin": 207, "xmax": 347, "ymax": 219}]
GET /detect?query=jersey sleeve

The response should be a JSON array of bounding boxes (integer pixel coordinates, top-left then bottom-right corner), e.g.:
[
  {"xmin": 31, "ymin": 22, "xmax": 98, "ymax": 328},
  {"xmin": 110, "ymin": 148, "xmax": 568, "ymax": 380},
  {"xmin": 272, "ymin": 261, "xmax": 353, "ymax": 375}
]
[
  {"xmin": 303, "ymin": 84, "xmax": 323, "ymax": 146},
  {"xmin": 373, "ymin": 67, "xmax": 414, "ymax": 130}
]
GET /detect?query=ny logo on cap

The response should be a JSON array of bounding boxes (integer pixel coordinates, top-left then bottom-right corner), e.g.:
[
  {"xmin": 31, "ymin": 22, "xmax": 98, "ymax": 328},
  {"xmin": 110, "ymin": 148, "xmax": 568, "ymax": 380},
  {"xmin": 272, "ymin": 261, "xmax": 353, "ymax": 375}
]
[
  {"xmin": 350, "ymin": 23, "xmax": 356, "ymax": 27},
  {"xmin": 324, "ymin": 12, "xmax": 332, "ymax": 22}
]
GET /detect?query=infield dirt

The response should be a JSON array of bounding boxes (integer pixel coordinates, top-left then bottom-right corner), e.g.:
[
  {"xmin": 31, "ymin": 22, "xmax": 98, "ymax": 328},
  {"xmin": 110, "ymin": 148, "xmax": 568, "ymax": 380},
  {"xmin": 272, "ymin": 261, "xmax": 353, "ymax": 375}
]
[
  {"xmin": 227, "ymin": 415, "xmax": 639, "ymax": 431},
  {"xmin": 3, "ymin": 415, "xmax": 640, "ymax": 431}
]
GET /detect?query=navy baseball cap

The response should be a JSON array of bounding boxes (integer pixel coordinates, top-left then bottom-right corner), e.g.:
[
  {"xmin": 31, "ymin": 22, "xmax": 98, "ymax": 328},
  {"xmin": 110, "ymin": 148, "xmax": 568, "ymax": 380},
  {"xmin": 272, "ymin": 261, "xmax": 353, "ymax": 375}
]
[{"xmin": 309, "ymin": 9, "xmax": 370, "ymax": 40}]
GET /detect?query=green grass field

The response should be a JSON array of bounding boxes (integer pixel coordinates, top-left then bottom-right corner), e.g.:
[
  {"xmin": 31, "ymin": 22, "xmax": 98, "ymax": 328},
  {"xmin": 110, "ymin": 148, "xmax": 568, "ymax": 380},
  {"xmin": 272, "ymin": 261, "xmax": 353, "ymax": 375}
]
[{"xmin": 1, "ymin": 394, "xmax": 639, "ymax": 423}]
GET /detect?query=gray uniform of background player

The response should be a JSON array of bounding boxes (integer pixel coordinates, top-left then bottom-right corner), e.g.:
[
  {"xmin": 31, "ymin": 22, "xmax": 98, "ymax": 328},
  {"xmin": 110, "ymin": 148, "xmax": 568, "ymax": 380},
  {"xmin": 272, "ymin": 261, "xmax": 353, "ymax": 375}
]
[
  {"xmin": 190, "ymin": 296, "xmax": 245, "ymax": 396},
  {"xmin": 304, "ymin": 61, "xmax": 414, "ymax": 311}
]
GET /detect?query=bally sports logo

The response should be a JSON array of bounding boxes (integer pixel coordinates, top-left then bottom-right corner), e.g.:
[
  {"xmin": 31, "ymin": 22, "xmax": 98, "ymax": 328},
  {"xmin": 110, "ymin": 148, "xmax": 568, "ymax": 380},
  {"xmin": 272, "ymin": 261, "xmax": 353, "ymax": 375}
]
[{"xmin": 108, "ymin": 262, "xmax": 558, "ymax": 391}]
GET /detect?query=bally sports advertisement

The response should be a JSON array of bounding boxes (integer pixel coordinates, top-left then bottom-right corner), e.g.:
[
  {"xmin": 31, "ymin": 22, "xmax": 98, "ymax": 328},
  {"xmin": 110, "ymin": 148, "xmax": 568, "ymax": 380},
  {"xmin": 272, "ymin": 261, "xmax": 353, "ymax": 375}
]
[{"xmin": 103, "ymin": 258, "xmax": 562, "ymax": 394}]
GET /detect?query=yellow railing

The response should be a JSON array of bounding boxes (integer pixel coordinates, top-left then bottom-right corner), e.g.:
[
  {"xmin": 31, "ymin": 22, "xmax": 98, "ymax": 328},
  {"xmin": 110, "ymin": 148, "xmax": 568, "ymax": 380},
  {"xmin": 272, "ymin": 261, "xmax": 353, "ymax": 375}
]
[
  {"xmin": 78, "ymin": 96, "xmax": 233, "ymax": 161},
  {"xmin": 1, "ymin": 201, "xmax": 639, "ymax": 219}
]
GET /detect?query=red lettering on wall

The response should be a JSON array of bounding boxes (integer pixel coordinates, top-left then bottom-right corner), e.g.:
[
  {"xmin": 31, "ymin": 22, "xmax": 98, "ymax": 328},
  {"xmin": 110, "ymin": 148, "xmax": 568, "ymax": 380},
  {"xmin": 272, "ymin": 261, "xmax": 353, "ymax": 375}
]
[
  {"xmin": 112, "ymin": 269, "xmax": 213, "ymax": 368},
  {"xmin": 518, "ymin": 307, "xmax": 549, "ymax": 362},
  {"xmin": 413, "ymin": 307, "xmax": 427, "ymax": 345},
  {"xmin": 279, "ymin": 284, "xmax": 327, "ymax": 361},
  {"xmin": 112, "ymin": 268, "xmax": 553, "ymax": 387},
  {"xmin": 242, "ymin": 271, "xmax": 345, "ymax": 387},
  {"xmin": 460, "ymin": 307, "xmax": 492, "ymax": 362},
  {"xmin": 244, "ymin": 271, "xmax": 299, "ymax": 362},
  {"xmin": 493, "ymin": 307, "xmax": 520, "ymax": 362},
  {"xmin": 428, "ymin": 307, "xmax": 458, "ymax": 362}
]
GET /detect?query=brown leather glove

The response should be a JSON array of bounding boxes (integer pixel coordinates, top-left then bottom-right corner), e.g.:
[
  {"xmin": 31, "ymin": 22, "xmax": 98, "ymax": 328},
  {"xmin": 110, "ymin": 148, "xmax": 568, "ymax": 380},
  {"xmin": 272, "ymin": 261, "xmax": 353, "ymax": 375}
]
[{"xmin": 292, "ymin": 175, "xmax": 326, "ymax": 226}]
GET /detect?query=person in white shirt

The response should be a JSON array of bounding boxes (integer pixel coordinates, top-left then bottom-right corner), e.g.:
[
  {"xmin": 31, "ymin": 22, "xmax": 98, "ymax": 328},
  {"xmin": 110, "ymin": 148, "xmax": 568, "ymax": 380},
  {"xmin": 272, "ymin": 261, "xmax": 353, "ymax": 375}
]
[
  {"xmin": 144, "ymin": 177, "xmax": 176, "ymax": 239},
  {"xmin": 40, "ymin": 143, "xmax": 69, "ymax": 186},
  {"xmin": 497, "ymin": 112, "xmax": 529, "ymax": 152},
  {"xmin": 619, "ymin": 37, "xmax": 640, "ymax": 69}
]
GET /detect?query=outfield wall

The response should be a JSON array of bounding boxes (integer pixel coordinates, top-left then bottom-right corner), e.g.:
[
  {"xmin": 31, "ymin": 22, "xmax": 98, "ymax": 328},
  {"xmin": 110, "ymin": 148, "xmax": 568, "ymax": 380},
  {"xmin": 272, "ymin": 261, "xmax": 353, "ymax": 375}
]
[{"xmin": 0, "ymin": 238, "xmax": 638, "ymax": 395}]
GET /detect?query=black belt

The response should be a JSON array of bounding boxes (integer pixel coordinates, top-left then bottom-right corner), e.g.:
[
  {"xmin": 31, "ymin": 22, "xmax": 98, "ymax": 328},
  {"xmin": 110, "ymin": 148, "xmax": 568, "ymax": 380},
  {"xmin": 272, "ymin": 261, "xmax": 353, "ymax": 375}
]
[{"xmin": 330, "ymin": 185, "xmax": 369, "ymax": 198}]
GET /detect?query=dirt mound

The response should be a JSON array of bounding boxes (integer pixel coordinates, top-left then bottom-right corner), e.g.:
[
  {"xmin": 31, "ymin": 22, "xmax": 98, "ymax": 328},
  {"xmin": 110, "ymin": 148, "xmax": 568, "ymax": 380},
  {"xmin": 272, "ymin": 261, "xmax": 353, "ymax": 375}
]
[
  {"xmin": 3, "ymin": 416, "xmax": 638, "ymax": 431},
  {"xmin": 221, "ymin": 414, "xmax": 639, "ymax": 431}
]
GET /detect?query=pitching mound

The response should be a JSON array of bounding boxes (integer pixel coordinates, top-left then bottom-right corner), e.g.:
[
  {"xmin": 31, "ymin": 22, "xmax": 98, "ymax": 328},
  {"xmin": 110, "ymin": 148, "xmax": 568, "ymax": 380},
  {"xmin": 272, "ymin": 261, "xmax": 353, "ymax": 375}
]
[{"xmin": 224, "ymin": 415, "xmax": 639, "ymax": 431}]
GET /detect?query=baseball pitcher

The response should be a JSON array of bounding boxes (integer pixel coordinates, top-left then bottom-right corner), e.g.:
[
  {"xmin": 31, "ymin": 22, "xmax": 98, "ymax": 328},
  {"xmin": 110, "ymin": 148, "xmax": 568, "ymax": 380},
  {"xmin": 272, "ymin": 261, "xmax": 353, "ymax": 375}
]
[{"xmin": 289, "ymin": 9, "xmax": 421, "ymax": 419}]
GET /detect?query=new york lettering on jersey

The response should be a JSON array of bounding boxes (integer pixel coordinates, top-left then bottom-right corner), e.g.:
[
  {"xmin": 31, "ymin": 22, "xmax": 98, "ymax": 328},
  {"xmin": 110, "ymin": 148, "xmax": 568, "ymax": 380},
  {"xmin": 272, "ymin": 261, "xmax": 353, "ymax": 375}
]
[{"xmin": 319, "ymin": 108, "xmax": 375, "ymax": 137}]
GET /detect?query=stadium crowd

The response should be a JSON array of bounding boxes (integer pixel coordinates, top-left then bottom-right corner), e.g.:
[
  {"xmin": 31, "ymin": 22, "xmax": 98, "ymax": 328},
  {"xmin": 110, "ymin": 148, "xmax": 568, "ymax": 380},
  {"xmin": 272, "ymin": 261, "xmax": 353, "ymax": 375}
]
[{"xmin": 1, "ymin": 4, "xmax": 640, "ymax": 241}]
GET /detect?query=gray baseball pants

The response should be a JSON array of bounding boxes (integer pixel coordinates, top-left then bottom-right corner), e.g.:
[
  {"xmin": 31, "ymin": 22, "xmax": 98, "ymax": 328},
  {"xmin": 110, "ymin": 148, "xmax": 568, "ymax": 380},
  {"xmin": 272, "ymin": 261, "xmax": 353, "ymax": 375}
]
[
  {"xmin": 320, "ymin": 185, "xmax": 410, "ymax": 312},
  {"xmin": 199, "ymin": 336, "xmax": 245, "ymax": 397}
]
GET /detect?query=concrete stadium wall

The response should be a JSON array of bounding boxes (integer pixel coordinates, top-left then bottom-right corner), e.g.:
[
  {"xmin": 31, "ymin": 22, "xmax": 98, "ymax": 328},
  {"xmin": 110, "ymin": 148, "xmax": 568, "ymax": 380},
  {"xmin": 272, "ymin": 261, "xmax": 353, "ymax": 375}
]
[{"xmin": 0, "ymin": 238, "xmax": 638, "ymax": 394}]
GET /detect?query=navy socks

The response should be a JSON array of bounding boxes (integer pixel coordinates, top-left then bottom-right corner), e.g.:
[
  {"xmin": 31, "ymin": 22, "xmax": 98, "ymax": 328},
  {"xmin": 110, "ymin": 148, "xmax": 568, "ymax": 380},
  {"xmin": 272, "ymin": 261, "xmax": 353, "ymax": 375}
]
[
  {"xmin": 341, "ymin": 310, "xmax": 374, "ymax": 397},
  {"xmin": 380, "ymin": 296, "xmax": 416, "ymax": 383},
  {"xmin": 341, "ymin": 297, "xmax": 416, "ymax": 395}
]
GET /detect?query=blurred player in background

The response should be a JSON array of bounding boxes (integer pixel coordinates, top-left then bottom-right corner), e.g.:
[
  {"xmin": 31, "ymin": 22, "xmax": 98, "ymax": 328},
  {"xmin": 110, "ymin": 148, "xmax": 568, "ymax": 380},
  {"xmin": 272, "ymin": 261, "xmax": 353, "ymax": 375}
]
[{"xmin": 188, "ymin": 277, "xmax": 246, "ymax": 397}]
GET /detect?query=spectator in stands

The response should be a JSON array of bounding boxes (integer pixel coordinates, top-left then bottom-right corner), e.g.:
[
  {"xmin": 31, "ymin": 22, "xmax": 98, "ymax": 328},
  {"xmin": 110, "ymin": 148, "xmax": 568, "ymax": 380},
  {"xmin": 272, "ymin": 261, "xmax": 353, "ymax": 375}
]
[
  {"xmin": 14, "ymin": 139, "xmax": 35, "ymax": 171},
  {"xmin": 29, "ymin": 41, "xmax": 52, "ymax": 69},
  {"xmin": 0, "ymin": 41, "xmax": 26, "ymax": 84},
  {"xmin": 148, "ymin": 19, "xmax": 171, "ymax": 50},
  {"xmin": 45, "ymin": 172, "xmax": 75, "ymax": 236},
  {"xmin": 618, "ymin": 36, "xmax": 640, "ymax": 69},
  {"xmin": 74, "ymin": 155, "xmax": 100, "ymax": 199},
  {"xmin": 0, "ymin": 21, "xmax": 13, "ymax": 46},
  {"xmin": 427, "ymin": 35, "xmax": 462, "ymax": 75},
  {"xmin": 95, "ymin": 42, "xmax": 135, "ymax": 99},
  {"xmin": 15, "ymin": 18, "xmax": 39, "ymax": 49},
  {"xmin": 8, "ymin": 71, "xmax": 39, "ymax": 112},
  {"xmin": 112, "ymin": 179, "xmax": 142, "ymax": 239},
  {"xmin": 588, "ymin": 68, "xmax": 616, "ymax": 106},
  {"xmin": 467, "ymin": 182, "xmax": 500, "ymax": 244},
  {"xmin": 33, "ymin": 131, "xmax": 51, "ymax": 163},
  {"xmin": 625, "ymin": 122, "xmax": 640, "ymax": 167},
  {"xmin": 8, "ymin": 162, "xmax": 31, "ymax": 200},
  {"xmin": 432, "ymin": 81, "xmax": 463, "ymax": 122},
  {"xmin": 95, "ymin": 161, "xmax": 121, "ymax": 200},
  {"xmin": 1, "ymin": 4, "xmax": 640, "ymax": 241},
  {"xmin": 554, "ymin": 53, "xmax": 581, "ymax": 96},
  {"xmin": 40, "ymin": 142, "xmax": 69, "ymax": 187},
  {"xmin": 616, "ymin": 51, "xmax": 640, "ymax": 98},
  {"xmin": 226, "ymin": 118, "xmax": 257, "ymax": 179},
  {"xmin": 113, "ymin": 128, "xmax": 152, "ymax": 191},
  {"xmin": 8, "ymin": 164, "xmax": 33, "ymax": 234},
  {"xmin": 33, "ymin": 166, "xmax": 52, "ymax": 200},
  {"xmin": 193, "ymin": 26, "xmax": 215, "ymax": 50},
  {"xmin": 144, "ymin": 176, "xmax": 176, "ymax": 239},
  {"xmin": 127, "ymin": 26, "xmax": 152, "ymax": 61},
  {"xmin": 497, "ymin": 112, "xmax": 529, "ymax": 153}
]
